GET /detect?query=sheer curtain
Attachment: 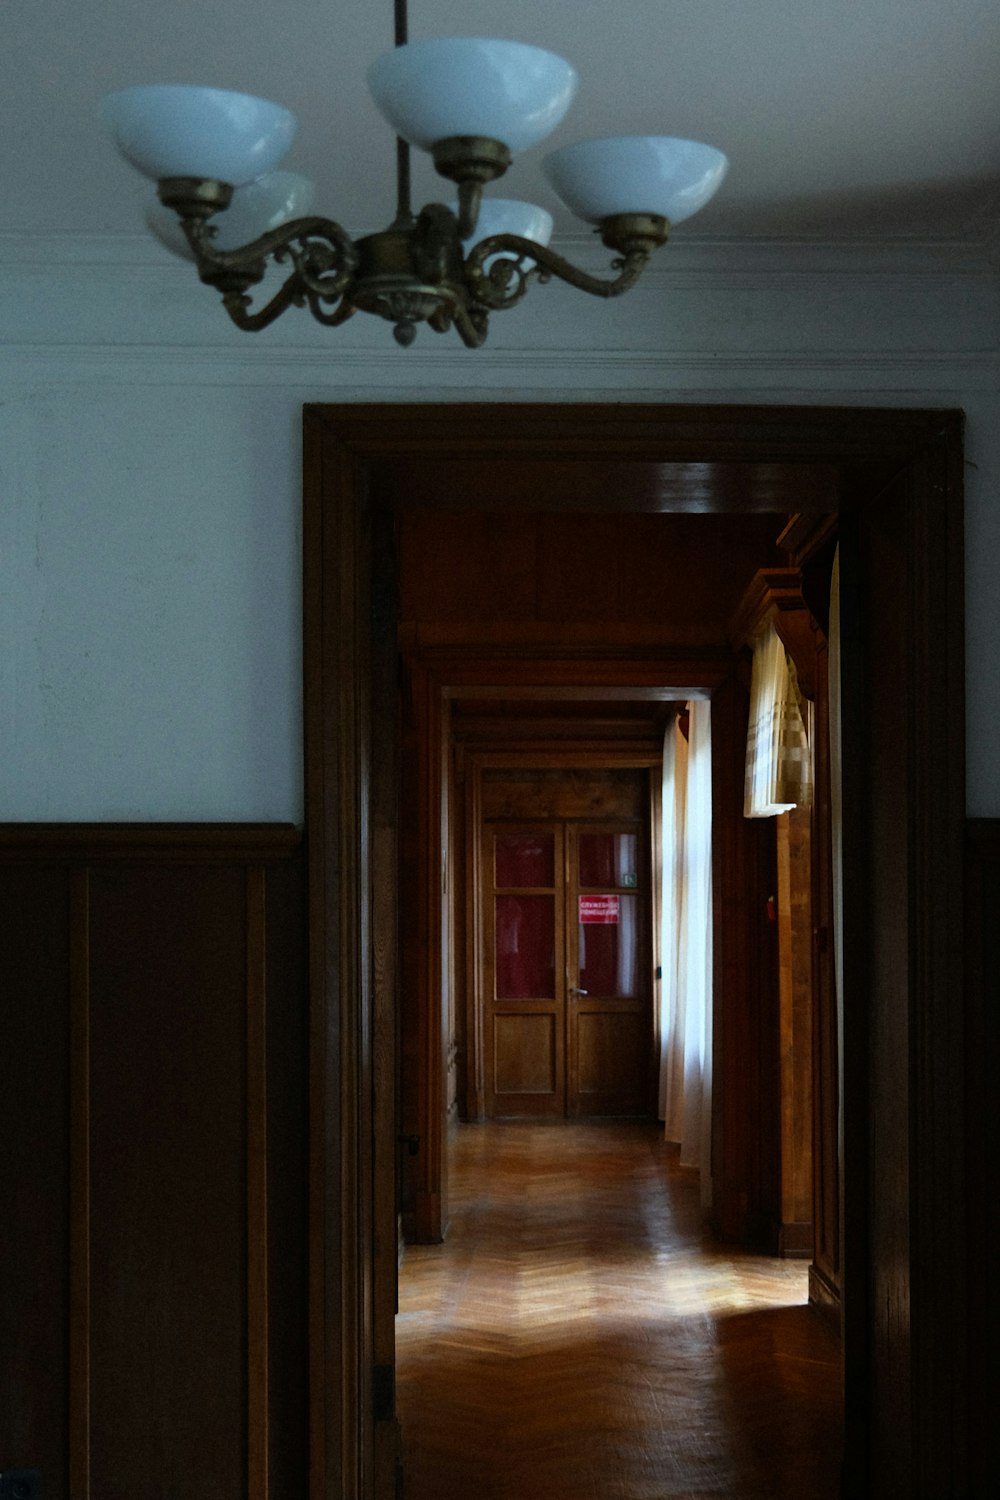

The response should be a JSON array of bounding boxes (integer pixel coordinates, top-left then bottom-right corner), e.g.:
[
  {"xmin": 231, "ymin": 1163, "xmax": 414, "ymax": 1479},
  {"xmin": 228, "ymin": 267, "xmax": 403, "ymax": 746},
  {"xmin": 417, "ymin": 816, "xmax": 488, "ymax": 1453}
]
[
  {"xmin": 658, "ymin": 701, "xmax": 713, "ymax": 1203},
  {"xmin": 744, "ymin": 621, "xmax": 812, "ymax": 817}
]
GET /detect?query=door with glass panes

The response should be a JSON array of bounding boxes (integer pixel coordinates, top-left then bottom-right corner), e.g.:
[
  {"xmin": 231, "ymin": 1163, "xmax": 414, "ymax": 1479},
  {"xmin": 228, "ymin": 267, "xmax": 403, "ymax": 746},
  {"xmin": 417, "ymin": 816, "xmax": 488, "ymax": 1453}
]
[{"xmin": 483, "ymin": 818, "xmax": 652, "ymax": 1117}]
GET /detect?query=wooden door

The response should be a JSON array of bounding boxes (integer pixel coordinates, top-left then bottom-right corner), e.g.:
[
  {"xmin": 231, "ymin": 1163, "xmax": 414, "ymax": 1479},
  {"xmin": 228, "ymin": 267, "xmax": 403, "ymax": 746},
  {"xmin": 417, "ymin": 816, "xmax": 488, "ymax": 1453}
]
[
  {"xmin": 484, "ymin": 823, "xmax": 566, "ymax": 1117},
  {"xmin": 567, "ymin": 822, "xmax": 651, "ymax": 1117},
  {"xmin": 482, "ymin": 788, "xmax": 652, "ymax": 1119}
]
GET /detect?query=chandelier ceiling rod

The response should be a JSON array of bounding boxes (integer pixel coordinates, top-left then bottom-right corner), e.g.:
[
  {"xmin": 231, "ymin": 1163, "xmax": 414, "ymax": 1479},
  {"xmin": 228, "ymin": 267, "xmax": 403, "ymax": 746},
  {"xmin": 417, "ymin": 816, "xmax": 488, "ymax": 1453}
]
[
  {"xmin": 393, "ymin": 0, "xmax": 411, "ymax": 225},
  {"xmin": 100, "ymin": 1, "xmax": 730, "ymax": 348}
]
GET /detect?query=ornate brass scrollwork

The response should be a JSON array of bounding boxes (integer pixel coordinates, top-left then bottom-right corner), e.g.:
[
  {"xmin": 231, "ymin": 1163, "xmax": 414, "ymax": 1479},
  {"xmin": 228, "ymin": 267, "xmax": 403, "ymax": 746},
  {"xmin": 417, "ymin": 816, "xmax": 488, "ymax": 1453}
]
[{"xmin": 156, "ymin": 175, "xmax": 669, "ymax": 347}]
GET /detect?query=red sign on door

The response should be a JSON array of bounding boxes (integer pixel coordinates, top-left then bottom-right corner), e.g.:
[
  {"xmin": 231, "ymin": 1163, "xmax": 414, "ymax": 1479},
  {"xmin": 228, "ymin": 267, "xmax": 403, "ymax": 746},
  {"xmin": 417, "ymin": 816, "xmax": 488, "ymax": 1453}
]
[{"xmin": 579, "ymin": 894, "xmax": 620, "ymax": 924}]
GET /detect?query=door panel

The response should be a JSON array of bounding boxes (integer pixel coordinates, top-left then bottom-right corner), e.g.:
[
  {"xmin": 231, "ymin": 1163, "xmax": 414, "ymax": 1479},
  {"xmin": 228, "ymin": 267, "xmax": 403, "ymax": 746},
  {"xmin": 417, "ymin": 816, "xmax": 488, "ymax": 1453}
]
[
  {"xmin": 494, "ymin": 1010, "xmax": 559, "ymax": 1094},
  {"xmin": 575, "ymin": 1008, "xmax": 648, "ymax": 1105},
  {"xmin": 485, "ymin": 825, "xmax": 565, "ymax": 1116},
  {"xmin": 568, "ymin": 822, "xmax": 650, "ymax": 1117},
  {"xmin": 494, "ymin": 893, "xmax": 557, "ymax": 999},
  {"xmin": 482, "ymin": 795, "xmax": 652, "ymax": 1119}
]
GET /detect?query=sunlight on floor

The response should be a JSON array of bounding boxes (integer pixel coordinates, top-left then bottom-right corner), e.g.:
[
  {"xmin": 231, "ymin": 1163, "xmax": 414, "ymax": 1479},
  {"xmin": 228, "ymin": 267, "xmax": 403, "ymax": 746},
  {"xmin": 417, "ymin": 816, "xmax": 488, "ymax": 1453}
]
[{"xmin": 396, "ymin": 1121, "xmax": 841, "ymax": 1500}]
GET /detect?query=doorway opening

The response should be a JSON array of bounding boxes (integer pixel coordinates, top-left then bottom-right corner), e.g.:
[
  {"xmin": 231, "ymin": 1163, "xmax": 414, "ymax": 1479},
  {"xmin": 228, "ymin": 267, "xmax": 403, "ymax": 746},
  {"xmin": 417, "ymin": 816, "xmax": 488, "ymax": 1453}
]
[
  {"xmin": 395, "ymin": 503, "xmax": 829, "ymax": 1260},
  {"xmin": 393, "ymin": 498, "xmax": 838, "ymax": 1488},
  {"xmin": 302, "ymin": 402, "xmax": 966, "ymax": 1500},
  {"xmin": 400, "ymin": 670, "xmax": 833, "ymax": 1494}
]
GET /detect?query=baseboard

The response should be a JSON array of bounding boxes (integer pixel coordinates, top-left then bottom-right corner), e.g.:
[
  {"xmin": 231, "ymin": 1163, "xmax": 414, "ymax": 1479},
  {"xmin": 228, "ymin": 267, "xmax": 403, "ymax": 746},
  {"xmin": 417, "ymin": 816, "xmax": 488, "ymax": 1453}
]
[
  {"xmin": 809, "ymin": 1261, "xmax": 842, "ymax": 1335},
  {"xmin": 778, "ymin": 1220, "xmax": 814, "ymax": 1258}
]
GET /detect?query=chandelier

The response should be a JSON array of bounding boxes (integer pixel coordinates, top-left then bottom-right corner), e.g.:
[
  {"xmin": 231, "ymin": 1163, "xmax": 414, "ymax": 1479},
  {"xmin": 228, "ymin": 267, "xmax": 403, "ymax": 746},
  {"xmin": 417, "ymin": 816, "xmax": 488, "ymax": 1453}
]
[{"xmin": 102, "ymin": 1, "xmax": 727, "ymax": 348}]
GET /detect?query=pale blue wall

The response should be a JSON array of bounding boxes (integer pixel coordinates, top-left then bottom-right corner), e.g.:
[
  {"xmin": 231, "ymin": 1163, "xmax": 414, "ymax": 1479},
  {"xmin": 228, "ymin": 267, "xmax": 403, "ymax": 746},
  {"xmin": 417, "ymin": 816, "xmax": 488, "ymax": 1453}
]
[
  {"xmin": 1, "ymin": 384, "xmax": 301, "ymax": 819},
  {"xmin": 2, "ymin": 233, "xmax": 998, "ymax": 819}
]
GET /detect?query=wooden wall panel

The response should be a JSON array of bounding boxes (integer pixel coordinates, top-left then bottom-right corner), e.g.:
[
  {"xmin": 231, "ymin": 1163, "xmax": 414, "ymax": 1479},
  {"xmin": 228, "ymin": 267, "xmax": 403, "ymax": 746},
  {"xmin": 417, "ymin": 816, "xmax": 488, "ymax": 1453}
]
[
  {"xmin": 963, "ymin": 819, "xmax": 1000, "ymax": 1497},
  {"xmin": 854, "ymin": 484, "xmax": 913, "ymax": 1494},
  {"xmin": 398, "ymin": 511, "xmax": 538, "ymax": 623},
  {"xmin": 775, "ymin": 807, "xmax": 814, "ymax": 1256},
  {"xmin": 481, "ymin": 768, "xmax": 646, "ymax": 822},
  {"xmin": 87, "ymin": 864, "xmax": 248, "ymax": 1499},
  {"xmin": 263, "ymin": 857, "xmax": 309, "ymax": 1500},
  {"xmin": 399, "ymin": 511, "xmax": 785, "ymax": 640},
  {"xmin": 398, "ymin": 662, "xmax": 446, "ymax": 1244},
  {"xmin": 0, "ymin": 865, "xmax": 72, "ymax": 1495},
  {"xmin": 0, "ymin": 827, "xmax": 306, "ymax": 1500},
  {"xmin": 808, "ymin": 633, "xmax": 841, "ymax": 1314},
  {"xmin": 710, "ymin": 670, "xmax": 781, "ymax": 1247},
  {"xmin": 535, "ymin": 513, "xmax": 629, "ymax": 623}
]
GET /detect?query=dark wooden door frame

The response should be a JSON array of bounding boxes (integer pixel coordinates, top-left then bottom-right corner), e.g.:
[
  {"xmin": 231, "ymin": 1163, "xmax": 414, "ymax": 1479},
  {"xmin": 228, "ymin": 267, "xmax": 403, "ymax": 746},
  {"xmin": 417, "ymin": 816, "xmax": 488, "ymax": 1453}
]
[{"xmin": 302, "ymin": 402, "xmax": 966, "ymax": 1500}]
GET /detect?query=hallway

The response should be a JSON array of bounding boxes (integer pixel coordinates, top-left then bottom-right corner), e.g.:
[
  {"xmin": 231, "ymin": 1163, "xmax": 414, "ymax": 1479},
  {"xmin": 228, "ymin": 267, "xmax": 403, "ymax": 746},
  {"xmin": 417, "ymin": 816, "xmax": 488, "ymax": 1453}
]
[{"xmin": 396, "ymin": 1121, "xmax": 842, "ymax": 1500}]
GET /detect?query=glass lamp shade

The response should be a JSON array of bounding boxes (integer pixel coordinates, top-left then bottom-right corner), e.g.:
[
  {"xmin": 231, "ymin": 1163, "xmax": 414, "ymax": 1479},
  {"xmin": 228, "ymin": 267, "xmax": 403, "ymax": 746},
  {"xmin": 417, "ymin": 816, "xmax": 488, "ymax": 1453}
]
[
  {"xmin": 543, "ymin": 135, "xmax": 728, "ymax": 225},
  {"xmin": 101, "ymin": 85, "xmax": 297, "ymax": 185},
  {"xmin": 451, "ymin": 198, "xmax": 554, "ymax": 269},
  {"xmin": 146, "ymin": 170, "xmax": 316, "ymax": 259},
  {"xmin": 367, "ymin": 38, "xmax": 577, "ymax": 153}
]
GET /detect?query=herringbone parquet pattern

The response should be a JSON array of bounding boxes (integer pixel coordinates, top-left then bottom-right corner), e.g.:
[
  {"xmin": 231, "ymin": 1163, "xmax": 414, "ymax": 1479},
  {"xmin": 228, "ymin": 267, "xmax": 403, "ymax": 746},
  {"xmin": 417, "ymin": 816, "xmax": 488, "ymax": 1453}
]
[{"xmin": 396, "ymin": 1121, "xmax": 842, "ymax": 1500}]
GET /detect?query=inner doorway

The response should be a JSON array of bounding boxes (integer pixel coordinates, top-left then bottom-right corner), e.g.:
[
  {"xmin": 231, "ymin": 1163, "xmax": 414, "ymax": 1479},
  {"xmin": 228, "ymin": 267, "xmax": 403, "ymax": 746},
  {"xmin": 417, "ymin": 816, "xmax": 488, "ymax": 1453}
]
[{"xmin": 482, "ymin": 769, "xmax": 654, "ymax": 1119}]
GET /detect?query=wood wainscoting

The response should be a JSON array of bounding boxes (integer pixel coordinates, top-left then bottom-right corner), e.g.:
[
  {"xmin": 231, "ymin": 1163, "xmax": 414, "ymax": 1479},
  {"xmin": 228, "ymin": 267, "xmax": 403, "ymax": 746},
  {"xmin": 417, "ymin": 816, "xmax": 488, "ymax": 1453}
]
[
  {"xmin": 964, "ymin": 818, "xmax": 1000, "ymax": 1498},
  {"xmin": 0, "ymin": 824, "xmax": 307, "ymax": 1500}
]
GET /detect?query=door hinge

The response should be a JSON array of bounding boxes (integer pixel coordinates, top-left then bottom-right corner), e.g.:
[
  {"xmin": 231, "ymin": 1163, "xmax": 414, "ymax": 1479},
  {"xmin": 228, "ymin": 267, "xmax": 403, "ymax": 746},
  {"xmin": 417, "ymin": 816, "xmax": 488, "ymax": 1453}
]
[{"xmin": 373, "ymin": 1362, "xmax": 396, "ymax": 1423}]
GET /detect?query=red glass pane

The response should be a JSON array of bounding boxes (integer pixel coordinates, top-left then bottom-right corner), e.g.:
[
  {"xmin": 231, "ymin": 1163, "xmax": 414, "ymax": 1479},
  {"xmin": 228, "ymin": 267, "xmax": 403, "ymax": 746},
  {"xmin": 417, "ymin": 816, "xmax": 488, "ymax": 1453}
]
[
  {"xmin": 578, "ymin": 831, "xmax": 639, "ymax": 889},
  {"xmin": 578, "ymin": 894, "xmax": 639, "ymax": 996},
  {"xmin": 495, "ymin": 832, "xmax": 554, "ymax": 888},
  {"xmin": 495, "ymin": 894, "xmax": 555, "ymax": 998}
]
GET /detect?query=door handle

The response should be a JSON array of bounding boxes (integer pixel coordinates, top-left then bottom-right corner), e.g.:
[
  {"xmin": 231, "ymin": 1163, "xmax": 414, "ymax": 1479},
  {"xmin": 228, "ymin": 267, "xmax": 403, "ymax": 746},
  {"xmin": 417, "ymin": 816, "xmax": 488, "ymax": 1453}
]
[{"xmin": 569, "ymin": 987, "xmax": 588, "ymax": 996}]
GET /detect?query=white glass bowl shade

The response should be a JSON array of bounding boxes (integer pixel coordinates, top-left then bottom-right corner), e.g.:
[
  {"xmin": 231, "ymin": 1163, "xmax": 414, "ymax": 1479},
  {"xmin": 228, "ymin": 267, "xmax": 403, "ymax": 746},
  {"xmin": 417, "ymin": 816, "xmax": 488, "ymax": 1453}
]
[
  {"xmin": 102, "ymin": 85, "xmax": 297, "ymax": 185},
  {"xmin": 450, "ymin": 198, "xmax": 554, "ymax": 272},
  {"xmin": 452, "ymin": 198, "xmax": 554, "ymax": 251},
  {"xmin": 543, "ymin": 136, "xmax": 728, "ymax": 225},
  {"xmin": 146, "ymin": 171, "xmax": 316, "ymax": 259},
  {"xmin": 367, "ymin": 39, "xmax": 577, "ymax": 153}
]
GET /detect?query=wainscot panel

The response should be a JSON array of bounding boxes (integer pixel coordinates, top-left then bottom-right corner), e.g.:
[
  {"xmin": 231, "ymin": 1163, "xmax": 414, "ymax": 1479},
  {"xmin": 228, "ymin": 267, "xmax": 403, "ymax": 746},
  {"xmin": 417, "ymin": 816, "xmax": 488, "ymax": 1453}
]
[
  {"xmin": 0, "ymin": 825, "xmax": 307, "ymax": 1500},
  {"xmin": 964, "ymin": 818, "xmax": 1000, "ymax": 1497}
]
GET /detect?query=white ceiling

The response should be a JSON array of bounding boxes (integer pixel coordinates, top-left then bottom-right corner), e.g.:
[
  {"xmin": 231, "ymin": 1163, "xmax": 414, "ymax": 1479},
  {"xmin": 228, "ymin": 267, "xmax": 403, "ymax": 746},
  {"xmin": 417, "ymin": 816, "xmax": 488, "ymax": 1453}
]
[{"xmin": 7, "ymin": 0, "xmax": 1000, "ymax": 243}]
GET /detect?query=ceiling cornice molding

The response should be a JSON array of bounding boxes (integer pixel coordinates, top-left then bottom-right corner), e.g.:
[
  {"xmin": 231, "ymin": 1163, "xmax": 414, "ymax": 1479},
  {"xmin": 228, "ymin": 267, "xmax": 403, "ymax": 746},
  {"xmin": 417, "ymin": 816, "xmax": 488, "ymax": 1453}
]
[
  {"xmin": 2, "ymin": 228, "xmax": 998, "ymax": 279},
  {"xmin": 3, "ymin": 344, "xmax": 998, "ymax": 394}
]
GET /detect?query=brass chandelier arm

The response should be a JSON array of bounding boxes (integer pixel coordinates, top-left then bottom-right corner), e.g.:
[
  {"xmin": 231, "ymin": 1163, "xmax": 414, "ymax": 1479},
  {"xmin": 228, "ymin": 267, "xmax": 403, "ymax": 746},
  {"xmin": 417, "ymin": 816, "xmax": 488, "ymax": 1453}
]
[
  {"xmin": 451, "ymin": 301, "xmax": 490, "ymax": 349},
  {"xmin": 304, "ymin": 292, "xmax": 358, "ymax": 328},
  {"xmin": 160, "ymin": 175, "xmax": 669, "ymax": 343},
  {"xmin": 463, "ymin": 234, "xmax": 655, "ymax": 312},
  {"xmin": 181, "ymin": 213, "xmax": 361, "ymax": 301},
  {"xmin": 221, "ymin": 277, "xmax": 357, "ymax": 332},
  {"xmin": 220, "ymin": 277, "xmax": 303, "ymax": 332}
]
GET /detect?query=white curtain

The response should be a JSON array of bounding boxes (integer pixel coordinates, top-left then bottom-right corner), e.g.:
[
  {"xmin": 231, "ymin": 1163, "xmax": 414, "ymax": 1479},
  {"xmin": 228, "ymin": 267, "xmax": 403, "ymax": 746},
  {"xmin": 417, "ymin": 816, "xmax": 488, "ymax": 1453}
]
[
  {"xmin": 658, "ymin": 701, "xmax": 713, "ymax": 1202},
  {"xmin": 744, "ymin": 621, "xmax": 812, "ymax": 817}
]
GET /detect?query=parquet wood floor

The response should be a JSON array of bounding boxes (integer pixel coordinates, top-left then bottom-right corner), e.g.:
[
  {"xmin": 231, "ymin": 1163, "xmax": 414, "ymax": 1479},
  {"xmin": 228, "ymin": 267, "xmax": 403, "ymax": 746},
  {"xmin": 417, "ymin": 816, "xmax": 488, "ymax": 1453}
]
[{"xmin": 396, "ymin": 1121, "xmax": 842, "ymax": 1500}]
